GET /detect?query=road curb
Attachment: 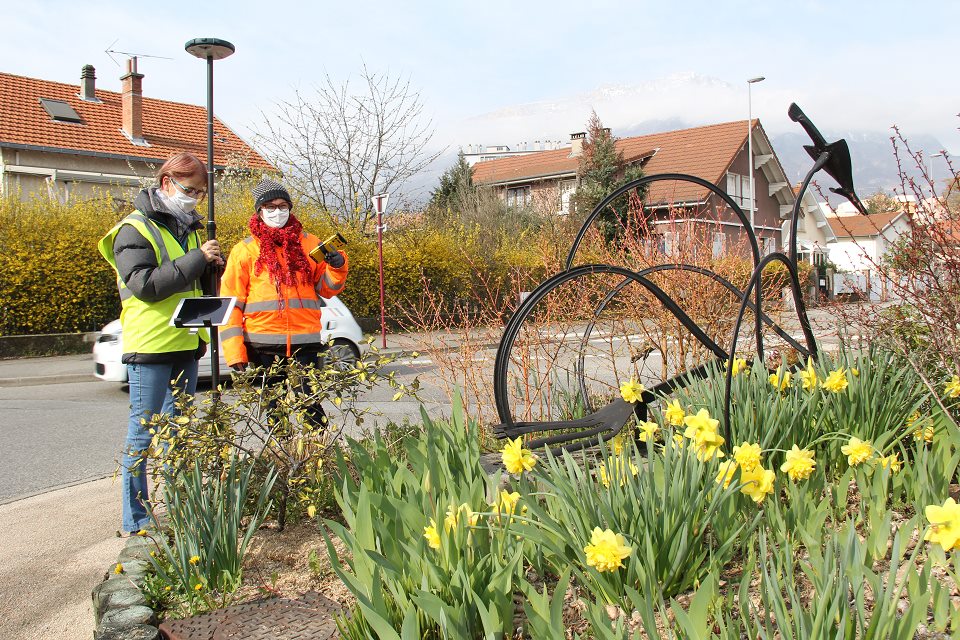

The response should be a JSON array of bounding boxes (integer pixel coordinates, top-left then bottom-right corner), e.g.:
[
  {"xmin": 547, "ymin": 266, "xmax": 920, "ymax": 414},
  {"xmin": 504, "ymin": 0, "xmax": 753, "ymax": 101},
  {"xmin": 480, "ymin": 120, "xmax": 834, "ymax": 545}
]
[{"xmin": 0, "ymin": 373, "xmax": 95, "ymax": 387}]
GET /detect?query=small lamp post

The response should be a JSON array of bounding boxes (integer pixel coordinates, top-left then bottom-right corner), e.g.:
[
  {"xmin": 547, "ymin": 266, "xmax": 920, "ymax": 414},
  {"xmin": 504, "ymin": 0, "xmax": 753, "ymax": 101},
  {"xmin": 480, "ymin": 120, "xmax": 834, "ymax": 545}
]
[
  {"xmin": 747, "ymin": 76, "xmax": 765, "ymax": 230},
  {"xmin": 185, "ymin": 37, "xmax": 235, "ymax": 396}
]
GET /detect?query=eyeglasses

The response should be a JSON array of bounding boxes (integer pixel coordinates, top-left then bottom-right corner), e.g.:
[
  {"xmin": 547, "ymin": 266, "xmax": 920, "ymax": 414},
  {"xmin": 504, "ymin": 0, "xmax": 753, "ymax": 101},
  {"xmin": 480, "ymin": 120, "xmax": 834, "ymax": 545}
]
[
  {"xmin": 261, "ymin": 206, "xmax": 290, "ymax": 214},
  {"xmin": 169, "ymin": 176, "xmax": 207, "ymax": 199}
]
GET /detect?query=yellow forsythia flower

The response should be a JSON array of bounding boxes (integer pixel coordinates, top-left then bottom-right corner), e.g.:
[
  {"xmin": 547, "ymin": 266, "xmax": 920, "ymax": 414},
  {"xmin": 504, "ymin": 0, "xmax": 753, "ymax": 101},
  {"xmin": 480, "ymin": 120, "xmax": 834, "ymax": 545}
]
[
  {"xmin": 924, "ymin": 497, "xmax": 960, "ymax": 552},
  {"xmin": 822, "ymin": 368, "xmax": 849, "ymax": 393},
  {"xmin": 502, "ymin": 437, "xmax": 537, "ymax": 475},
  {"xmin": 423, "ymin": 518, "xmax": 441, "ymax": 549},
  {"xmin": 878, "ymin": 453, "xmax": 902, "ymax": 473},
  {"xmin": 769, "ymin": 368, "xmax": 792, "ymax": 391},
  {"xmin": 189, "ymin": 555, "xmax": 200, "ymax": 566},
  {"xmin": 841, "ymin": 437, "xmax": 873, "ymax": 466},
  {"xmin": 583, "ymin": 527, "xmax": 632, "ymax": 572},
  {"xmin": 715, "ymin": 460, "xmax": 738, "ymax": 488},
  {"xmin": 739, "ymin": 467, "xmax": 776, "ymax": 504},
  {"xmin": 664, "ymin": 399, "xmax": 686, "ymax": 426},
  {"xmin": 799, "ymin": 358, "xmax": 818, "ymax": 391},
  {"xmin": 620, "ymin": 380, "xmax": 645, "ymax": 403},
  {"xmin": 307, "ymin": 505, "xmax": 317, "ymax": 518},
  {"xmin": 733, "ymin": 442, "xmax": 762, "ymax": 472},
  {"xmin": 780, "ymin": 445, "xmax": 816, "ymax": 481},
  {"xmin": 637, "ymin": 421, "xmax": 659, "ymax": 442},
  {"xmin": 945, "ymin": 375, "xmax": 960, "ymax": 399},
  {"xmin": 726, "ymin": 357, "xmax": 750, "ymax": 377}
]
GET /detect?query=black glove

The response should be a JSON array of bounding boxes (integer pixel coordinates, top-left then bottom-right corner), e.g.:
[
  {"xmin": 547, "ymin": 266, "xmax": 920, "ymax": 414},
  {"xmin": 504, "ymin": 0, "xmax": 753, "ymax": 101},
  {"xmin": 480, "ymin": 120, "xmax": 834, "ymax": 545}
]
[{"xmin": 324, "ymin": 250, "xmax": 345, "ymax": 268}]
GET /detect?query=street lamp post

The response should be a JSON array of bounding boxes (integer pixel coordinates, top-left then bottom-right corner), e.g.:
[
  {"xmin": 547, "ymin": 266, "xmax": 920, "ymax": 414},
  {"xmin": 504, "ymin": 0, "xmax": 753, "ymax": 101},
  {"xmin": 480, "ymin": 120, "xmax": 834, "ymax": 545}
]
[
  {"xmin": 185, "ymin": 37, "xmax": 235, "ymax": 398},
  {"xmin": 747, "ymin": 76, "xmax": 765, "ymax": 231},
  {"xmin": 930, "ymin": 152, "xmax": 945, "ymax": 190}
]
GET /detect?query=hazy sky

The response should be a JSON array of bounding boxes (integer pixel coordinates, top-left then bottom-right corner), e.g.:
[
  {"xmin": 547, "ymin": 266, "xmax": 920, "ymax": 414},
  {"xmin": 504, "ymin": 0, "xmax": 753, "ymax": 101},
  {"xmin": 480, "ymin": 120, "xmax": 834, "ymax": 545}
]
[{"xmin": 4, "ymin": 0, "xmax": 958, "ymax": 157}]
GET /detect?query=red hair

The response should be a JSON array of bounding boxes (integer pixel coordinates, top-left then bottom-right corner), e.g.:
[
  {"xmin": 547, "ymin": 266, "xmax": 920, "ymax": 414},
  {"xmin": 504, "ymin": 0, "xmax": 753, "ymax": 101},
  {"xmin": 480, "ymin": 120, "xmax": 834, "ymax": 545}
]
[{"xmin": 156, "ymin": 152, "xmax": 207, "ymax": 184}]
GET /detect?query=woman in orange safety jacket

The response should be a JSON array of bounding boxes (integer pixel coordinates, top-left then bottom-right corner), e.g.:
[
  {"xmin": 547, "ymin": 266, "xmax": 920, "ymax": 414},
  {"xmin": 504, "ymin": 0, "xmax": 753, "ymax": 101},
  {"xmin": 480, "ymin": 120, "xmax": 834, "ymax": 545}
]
[{"xmin": 219, "ymin": 179, "xmax": 348, "ymax": 425}]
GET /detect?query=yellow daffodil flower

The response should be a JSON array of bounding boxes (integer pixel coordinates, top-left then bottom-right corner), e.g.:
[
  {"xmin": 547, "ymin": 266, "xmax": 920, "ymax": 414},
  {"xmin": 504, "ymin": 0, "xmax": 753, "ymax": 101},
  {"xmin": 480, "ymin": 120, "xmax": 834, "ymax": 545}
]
[
  {"xmin": 822, "ymin": 368, "xmax": 849, "ymax": 393},
  {"xmin": 726, "ymin": 357, "xmax": 750, "ymax": 377},
  {"xmin": 683, "ymin": 409, "xmax": 720, "ymax": 441},
  {"xmin": 502, "ymin": 437, "xmax": 537, "ymax": 475},
  {"xmin": 694, "ymin": 429, "xmax": 726, "ymax": 461},
  {"xmin": 733, "ymin": 442, "xmax": 762, "ymax": 472},
  {"xmin": 620, "ymin": 380, "xmax": 645, "ymax": 403},
  {"xmin": 769, "ymin": 368, "xmax": 792, "ymax": 391},
  {"xmin": 423, "ymin": 518, "xmax": 441, "ymax": 549},
  {"xmin": 715, "ymin": 460, "xmax": 738, "ymax": 488},
  {"xmin": 444, "ymin": 503, "xmax": 478, "ymax": 531},
  {"xmin": 194, "ymin": 583, "xmax": 203, "ymax": 591},
  {"xmin": 914, "ymin": 425, "xmax": 934, "ymax": 443},
  {"xmin": 610, "ymin": 433, "xmax": 625, "ymax": 455},
  {"xmin": 946, "ymin": 375, "xmax": 960, "ymax": 399},
  {"xmin": 637, "ymin": 421, "xmax": 659, "ymax": 442},
  {"xmin": 841, "ymin": 437, "xmax": 873, "ymax": 466},
  {"xmin": 307, "ymin": 505, "xmax": 317, "ymax": 518},
  {"xmin": 490, "ymin": 490, "xmax": 523, "ymax": 521},
  {"xmin": 583, "ymin": 527, "xmax": 632, "ymax": 572},
  {"xmin": 664, "ymin": 399, "xmax": 686, "ymax": 426},
  {"xmin": 878, "ymin": 453, "xmax": 902, "ymax": 473},
  {"xmin": 924, "ymin": 497, "xmax": 960, "ymax": 552},
  {"xmin": 799, "ymin": 358, "xmax": 818, "ymax": 391},
  {"xmin": 598, "ymin": 456, "xmax": 639, "ymax": 488},
  {"xmin": 739, "ymin": 466, "xmax": 776, "ymax": 504},
  {"xmin": 780, "ymin": 445, "xmax": 816, "ymax": 481},
  {"xmin": 851, "ymin": 367, "xmax": 859, "ymax": 377}
]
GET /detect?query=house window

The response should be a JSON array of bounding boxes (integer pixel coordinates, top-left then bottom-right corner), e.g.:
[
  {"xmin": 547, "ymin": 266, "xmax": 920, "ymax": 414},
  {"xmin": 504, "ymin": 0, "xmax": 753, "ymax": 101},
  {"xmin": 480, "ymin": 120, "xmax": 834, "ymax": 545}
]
[
  {"xmin": 712, "ymin": 232, "xmax": 725, "ymax": 259},
  {"xmin": 726, "ymin": 172, "xmax": 754, "ymax": 210},
  {"xmin": 558, "ymin": 180, "xmax": 576, "ymax": 215},
  {"xmin": 763, "ymin": 236, "xmax": 777, "ymax": 255},
  {"xmin": 506, "ymin": 185, "xmax": 531, "ymax": 209}
]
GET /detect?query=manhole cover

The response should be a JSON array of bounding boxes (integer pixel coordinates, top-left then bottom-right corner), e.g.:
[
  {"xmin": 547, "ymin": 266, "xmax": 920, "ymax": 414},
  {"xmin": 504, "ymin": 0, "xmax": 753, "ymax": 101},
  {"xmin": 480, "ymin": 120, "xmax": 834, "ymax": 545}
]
[{"xmin": 160, "ymin": 591, "xmax": 342, "ymax": 640}]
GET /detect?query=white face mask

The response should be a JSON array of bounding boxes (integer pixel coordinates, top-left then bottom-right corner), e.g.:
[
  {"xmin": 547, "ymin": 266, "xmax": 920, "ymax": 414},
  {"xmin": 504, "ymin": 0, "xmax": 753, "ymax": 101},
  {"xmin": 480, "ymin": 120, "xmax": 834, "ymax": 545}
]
[
  {"xmin": 261, "ymin": 207, "xmax": 290, "ymax": 228},
  {"xmin": 168, "ymin": 190, "xmax": 198, "ymax": 214}
]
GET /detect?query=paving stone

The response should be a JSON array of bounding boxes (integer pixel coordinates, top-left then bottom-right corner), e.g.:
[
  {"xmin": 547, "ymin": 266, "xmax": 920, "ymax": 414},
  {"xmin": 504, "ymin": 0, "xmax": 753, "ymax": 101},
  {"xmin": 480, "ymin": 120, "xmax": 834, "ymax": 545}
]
[
  {"xmin": 118, "ymin": 545, "xmax": 155, "ymax": 564},
  {"xmin": 92, "ymin": 578, "xmax": 141, "ymax": 611},
  {"xmin": 94, "ymin": 623, "xmax": 160, "ymax": 640},
  {"xmin": 98, "ymin": 605, "xmax": 157, "ymax": 631}
]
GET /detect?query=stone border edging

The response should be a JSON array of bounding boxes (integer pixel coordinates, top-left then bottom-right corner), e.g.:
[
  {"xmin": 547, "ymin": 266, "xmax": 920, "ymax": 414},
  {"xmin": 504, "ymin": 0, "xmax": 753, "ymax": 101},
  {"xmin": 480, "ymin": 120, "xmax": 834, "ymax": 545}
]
[{"xmin": 91, "ymin": 535, "xmax": 161, "ymax": 640}]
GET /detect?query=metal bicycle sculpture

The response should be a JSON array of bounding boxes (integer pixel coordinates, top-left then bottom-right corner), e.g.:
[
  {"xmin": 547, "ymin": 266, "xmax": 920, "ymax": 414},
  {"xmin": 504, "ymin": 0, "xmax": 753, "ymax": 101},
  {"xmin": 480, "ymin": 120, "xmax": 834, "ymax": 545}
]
[{"xmin": 492, "ymin": 104, "xmax": 867, "ymax": 454}]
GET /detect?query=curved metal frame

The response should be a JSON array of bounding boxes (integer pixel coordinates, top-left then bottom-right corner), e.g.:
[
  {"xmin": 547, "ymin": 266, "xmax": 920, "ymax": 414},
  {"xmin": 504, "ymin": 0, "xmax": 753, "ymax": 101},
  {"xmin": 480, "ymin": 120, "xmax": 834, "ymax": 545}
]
[{"xmin": 492, "ymin": 104, "xmax": 864, "ymax": 446}]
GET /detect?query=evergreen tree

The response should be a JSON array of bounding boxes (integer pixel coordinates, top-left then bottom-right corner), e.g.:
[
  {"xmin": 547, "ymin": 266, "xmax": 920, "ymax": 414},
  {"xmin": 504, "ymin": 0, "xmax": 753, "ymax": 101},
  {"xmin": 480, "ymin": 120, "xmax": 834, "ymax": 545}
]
[
  {"xmin": 430, "ymin": 152, "xmax": 475, "ymax": 211},
  {"xmin": 572, "ymin": 111, "xmax": 645, "ymax": 242}
]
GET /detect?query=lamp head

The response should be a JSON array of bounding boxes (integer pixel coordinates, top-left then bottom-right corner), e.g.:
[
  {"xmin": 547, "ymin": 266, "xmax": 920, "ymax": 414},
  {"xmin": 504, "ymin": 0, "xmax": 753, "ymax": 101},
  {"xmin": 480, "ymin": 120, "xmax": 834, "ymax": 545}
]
[
  {"xmin": 185, "ymin": 38, "xmax": 235, "ymax": 60},
  {"xmin": 747, "ymin": 76, "xmax": 765, "ymax": 84}
]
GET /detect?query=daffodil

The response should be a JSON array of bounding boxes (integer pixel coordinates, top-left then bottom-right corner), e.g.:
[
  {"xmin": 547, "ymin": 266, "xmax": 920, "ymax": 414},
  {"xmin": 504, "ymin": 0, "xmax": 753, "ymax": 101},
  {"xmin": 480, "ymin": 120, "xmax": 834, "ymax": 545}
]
[
  {"xmin": 610, "ymin": 433, "xmax": 626, "ymax": 455},
  {"xmin": 715, "ymin": 460, "xmax": 738, "ymax": 488},
  {"xmin": 841, "ymin": 437, "xmax": 873, "ymax": 466},
  {"xmin": 683, "ymin": 409, "xmax": 720, "ymax": 441},
  {"xmin": 502, "ymin": 437, "xmax": 537, "ymax": 475},
  {"xmin": 307, "ymin": 504, "xmax": 317, "ymax": 518},
  {"xmin": 664, "ymin": 399, "xmax": 686, "ymax": 426},
  {"xmin": 637, "ymin": 421, "xmax": 659, "ymax": 442},
  {"xmin": 946, "ymin": 375, "xmax": 960, "ymax": 399},
  {"xmin": 583, "ymin": 527, "xmax": 632, "ymax": 572},
  {"xmin": 851, "ymin": 367, "xmax": 859, "ymax": 377},
  {"xmin": 423, "ymin": 518, "xmax": 441, "ymax": 549},
  {"xmin": 490, "ymin": 490, "xmax": 523, "ymax": 521},
  {"xmin": 598, "ymin": 456, "xmax": 639, "ymax": 488},
  {"xmin": 822, "ymin": 368, "xmax": 849, "ymax": 393},
  {"xmin": 799, "ymin": 358, "xmax": 817, "ymax": 391},
  {"xmin": 726, "ymin": 357, "xmax": 750, "ymax": 377},
  {"xmin": 924, "ymin": 497, "xmax": 960, "ymax": 552},
  {"xmin": 769, "ymin": 368, "xmax": 792, "ymax": 391},
  {"xmin": 444, "ymin": 503, "xmax": 478, "ymax": 531},
  {"xmin": 878, "ymin": 453, "xmax": 902, "ymax": 473},
  {"xmin": 739, "ymin": 466, "xmax": 776, "ymax": 504},
  {"xmin": 733, "ymin": 442, "xmax": 762, "ymax": 472},
  {"xmin": 914, "ymin": 425, "xmax": 934, "ymax": 443},
  {"xmin": 189, "ymin": 555, "xmax": 200, "ymax": 566},
  {"xmin": 620, "ymin": 380, "xmax": 645, "ymax": 403},
  {"xmin": 780, "ymin": 445, "xmax": 816, "ymax": 481}
]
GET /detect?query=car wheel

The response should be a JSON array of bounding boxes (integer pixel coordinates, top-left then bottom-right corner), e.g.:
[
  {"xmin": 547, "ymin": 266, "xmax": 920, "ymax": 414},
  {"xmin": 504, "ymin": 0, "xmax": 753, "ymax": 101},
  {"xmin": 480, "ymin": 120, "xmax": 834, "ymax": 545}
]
[{"xmin": 326, "ymin": 339, "xmax": 360, "ymax": 371}]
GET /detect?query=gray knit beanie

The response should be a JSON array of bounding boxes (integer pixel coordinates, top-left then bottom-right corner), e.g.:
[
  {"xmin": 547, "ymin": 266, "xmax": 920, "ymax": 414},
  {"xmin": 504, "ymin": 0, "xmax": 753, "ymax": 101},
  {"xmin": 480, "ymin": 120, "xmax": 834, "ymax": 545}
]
[{"xmin": 252, "ymin": 178, "xmax": 293, "ymax": 211}]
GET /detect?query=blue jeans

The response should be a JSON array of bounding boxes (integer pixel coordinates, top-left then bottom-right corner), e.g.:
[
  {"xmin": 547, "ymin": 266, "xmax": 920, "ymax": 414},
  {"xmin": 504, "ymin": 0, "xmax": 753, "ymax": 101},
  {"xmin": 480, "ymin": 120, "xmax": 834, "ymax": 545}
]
[{"xmin": 122, "ymin": 360, "xmax": 198, "ymax": 532}]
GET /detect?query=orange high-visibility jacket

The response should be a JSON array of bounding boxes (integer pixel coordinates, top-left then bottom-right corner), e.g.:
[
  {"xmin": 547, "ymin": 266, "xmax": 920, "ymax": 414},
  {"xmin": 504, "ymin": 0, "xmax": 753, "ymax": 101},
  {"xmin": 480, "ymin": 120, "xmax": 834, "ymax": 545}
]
[{"xmin": 219, "ymin": 232, "xmax": 348, "ymax": 366}]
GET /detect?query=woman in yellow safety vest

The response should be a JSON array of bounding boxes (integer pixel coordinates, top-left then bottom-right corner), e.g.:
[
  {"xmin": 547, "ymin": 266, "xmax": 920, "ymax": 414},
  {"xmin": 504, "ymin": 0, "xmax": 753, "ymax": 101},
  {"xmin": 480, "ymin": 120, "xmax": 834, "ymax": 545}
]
[{"xmin": 98, "ymin": 152, "xmax": 223, "ymax": 533}]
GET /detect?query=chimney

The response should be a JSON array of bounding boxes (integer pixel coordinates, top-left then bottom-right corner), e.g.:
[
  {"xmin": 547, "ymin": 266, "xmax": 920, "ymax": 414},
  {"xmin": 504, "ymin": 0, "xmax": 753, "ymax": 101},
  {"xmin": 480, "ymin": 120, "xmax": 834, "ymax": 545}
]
[
  {"xmin": 570, "ymin": 131, "xmax": 586, "ymax": 157},
  {"xmin": 79, "ymin": 65, "xmax": 98, "ymax": 102},
  {"xmin": 120, "ymin": 57, "xmax": 145, "ymax": 143}
]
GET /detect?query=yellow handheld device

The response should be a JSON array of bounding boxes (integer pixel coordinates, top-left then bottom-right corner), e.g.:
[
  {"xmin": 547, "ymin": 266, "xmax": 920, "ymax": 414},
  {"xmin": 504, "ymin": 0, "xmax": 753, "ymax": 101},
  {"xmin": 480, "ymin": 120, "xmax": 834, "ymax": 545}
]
[{"xmin": 309, "ymin": 232, "xmax": 348, "ymax": 262}]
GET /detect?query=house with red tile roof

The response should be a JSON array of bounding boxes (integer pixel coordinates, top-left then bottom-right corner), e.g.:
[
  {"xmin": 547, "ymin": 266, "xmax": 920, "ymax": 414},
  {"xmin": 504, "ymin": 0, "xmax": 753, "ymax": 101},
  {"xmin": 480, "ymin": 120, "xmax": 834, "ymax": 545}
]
[
  {"xmin": 0, "ymin": 61, "xmax": 272, "ymax": 203},
  {"xmin": 826, "ymin": 210, "xmax": 911, "ymax": 273},
  {"xmin": 472, "ymin": 120, "xmax": 830, "ymax": 262}
]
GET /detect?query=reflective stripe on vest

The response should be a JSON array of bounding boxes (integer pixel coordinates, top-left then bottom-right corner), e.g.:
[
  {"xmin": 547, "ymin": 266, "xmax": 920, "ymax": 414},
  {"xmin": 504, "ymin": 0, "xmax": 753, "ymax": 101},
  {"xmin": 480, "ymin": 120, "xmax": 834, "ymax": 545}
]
[
  {"xmin": 98, "ymin": 212, "xmax": 205, "ymax": 354},
  {"xmin": 243, "ymin": 298, "xmax": 325, "ymax": 313},
  {"xmin": 244, "ymin": 331, "xmax": 326, "ymax": 345}
]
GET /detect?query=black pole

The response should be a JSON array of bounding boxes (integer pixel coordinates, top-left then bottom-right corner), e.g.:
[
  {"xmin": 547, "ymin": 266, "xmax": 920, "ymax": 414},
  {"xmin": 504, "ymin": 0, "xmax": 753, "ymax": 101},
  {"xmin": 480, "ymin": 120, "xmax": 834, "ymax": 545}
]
[{"xmin": 205, "ymin": 54, "xmax": 221, "ymax": 399}]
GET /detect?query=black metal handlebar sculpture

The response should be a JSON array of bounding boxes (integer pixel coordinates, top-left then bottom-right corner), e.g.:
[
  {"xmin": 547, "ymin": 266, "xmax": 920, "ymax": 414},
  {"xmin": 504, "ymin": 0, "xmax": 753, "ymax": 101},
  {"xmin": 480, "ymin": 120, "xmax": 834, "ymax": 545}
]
[{"xmin": 492, "ymin": 104, "xmax": 867, "ymax": 454}]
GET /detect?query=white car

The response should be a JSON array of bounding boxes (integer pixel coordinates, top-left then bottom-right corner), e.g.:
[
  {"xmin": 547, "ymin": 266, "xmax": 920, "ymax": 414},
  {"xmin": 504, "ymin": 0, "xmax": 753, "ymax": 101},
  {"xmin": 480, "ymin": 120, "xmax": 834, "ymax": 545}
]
[{"xmin": 93, "ymin": 296, "xmax": 364, "ymax": 383}]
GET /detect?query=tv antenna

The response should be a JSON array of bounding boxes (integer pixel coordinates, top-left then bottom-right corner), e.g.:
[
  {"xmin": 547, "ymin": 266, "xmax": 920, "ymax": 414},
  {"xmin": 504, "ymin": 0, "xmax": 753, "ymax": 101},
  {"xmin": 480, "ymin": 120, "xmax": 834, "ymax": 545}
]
[{"xmin": 105, "ymin": 39, "xmax": 174, "ymax": 68}]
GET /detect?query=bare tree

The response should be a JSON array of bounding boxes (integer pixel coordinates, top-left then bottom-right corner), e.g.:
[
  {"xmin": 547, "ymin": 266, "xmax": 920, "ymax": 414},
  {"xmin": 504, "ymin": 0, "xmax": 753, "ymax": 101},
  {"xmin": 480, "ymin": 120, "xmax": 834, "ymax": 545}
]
[{"xmin": 256, "ymin": 66, "xmax": 442, "ymax": 232}]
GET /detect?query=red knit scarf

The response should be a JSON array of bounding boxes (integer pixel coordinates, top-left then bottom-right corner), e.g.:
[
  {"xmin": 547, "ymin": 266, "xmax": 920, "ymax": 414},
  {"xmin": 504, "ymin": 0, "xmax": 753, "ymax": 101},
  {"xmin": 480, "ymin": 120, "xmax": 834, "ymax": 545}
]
[{"xmin": 249, "ymin": 213, "xmax": 311, "ymax": 288}]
